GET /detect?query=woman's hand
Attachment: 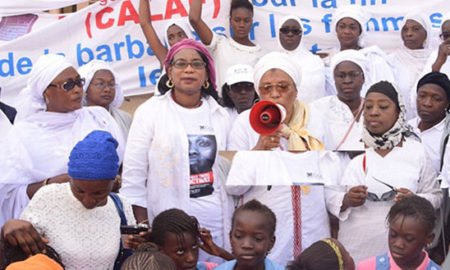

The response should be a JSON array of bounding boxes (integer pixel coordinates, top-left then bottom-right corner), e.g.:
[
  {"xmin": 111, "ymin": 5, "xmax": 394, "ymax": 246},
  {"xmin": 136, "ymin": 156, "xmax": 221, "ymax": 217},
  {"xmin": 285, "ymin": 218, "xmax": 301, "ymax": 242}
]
[
  {"xmin": 1, "ymin": 219, "xmax": 48, "ymax": 256},
  {"xmin": 432, "ymin": 39, "xmax": 450, "ymax": 72},
  {"xmin": 341, "ymin": 185, "xmax": 368, "ymax": 212},
  {"xmin": 199, "ymin": 228, "xmax": 234, "ymax": 261},
  {"xmin": 124, "ymin": 228, "xmax": 152, "ymax": 250},
  {"xmin": 252, "ymin": 131, "xmax": 282, "ymax": 150},
  {"xmin": 394, "ymin": 188, "xmax": 414, "ymax": 202}
]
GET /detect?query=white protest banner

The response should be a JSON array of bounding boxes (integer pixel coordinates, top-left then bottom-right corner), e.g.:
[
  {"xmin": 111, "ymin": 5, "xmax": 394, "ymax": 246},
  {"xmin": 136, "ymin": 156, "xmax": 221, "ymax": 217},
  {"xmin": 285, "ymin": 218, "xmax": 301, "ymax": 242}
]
[
  {"xmin": 0, "ymin": 0, "xmax": 90, "ymax": 17},
  {"xmin": 0, "ymin": 0, "xmax": 449, "ymax": 106}
]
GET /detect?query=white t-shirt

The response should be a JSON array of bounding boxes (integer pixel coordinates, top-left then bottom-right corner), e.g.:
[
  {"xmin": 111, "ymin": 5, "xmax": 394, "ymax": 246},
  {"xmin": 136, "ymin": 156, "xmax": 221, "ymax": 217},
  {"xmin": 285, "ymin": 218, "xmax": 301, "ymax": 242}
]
[
  {"xmin": 21, "ymin": 183, "xmax": 136, "ymax": 270},
  {"xmin": 207, "ymin": 33, "xmax": 266, "ymax": 94},
  {"xmin": 174, "ymin": 100, "xmax": 224, "ymax": 249}
]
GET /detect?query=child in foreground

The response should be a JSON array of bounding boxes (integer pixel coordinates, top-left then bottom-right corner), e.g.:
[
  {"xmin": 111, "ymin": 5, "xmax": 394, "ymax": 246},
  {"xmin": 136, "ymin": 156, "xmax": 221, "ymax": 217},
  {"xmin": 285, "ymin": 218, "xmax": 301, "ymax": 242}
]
[
  {"xmin": 214, "ymin": 199, "xmax": 284, "ymax": 270},
  {"xmin": 357, "ymin": 195, "xmax": 440, "ymax": 270}
]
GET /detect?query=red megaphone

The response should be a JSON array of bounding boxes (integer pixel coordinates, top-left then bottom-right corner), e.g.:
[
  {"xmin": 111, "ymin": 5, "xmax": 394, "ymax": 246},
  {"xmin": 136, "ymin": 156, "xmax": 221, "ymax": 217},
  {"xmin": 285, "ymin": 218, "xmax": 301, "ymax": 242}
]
[{"xmin": 249, "ymin": 100, "xmax": 286, "ymax": 135}]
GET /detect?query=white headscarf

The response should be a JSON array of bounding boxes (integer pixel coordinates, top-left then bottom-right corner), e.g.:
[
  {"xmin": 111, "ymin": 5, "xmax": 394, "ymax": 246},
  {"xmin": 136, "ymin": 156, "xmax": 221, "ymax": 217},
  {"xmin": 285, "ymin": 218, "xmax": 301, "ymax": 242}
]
[
  {"xmin": 332, "ymin": 5, "xmax": 370, "ymax": 47},
  {"xmin": 330, "ymin": 49, "xmax": 368, "ymax": 76},
  {"xmin": 398, "ymin": 11, "xmax": 431, "ymax": 49},
  {"xmin": 163, "ymin": 19, "xmax": 194, "ymax": 48},
  {"xmin": 15, "ymin": 54, "xmax": 73, "ymax": 120},
  {"xmin": 253, "ymin": 52, "xmax": 301, "ymax": 93},
  {"xmin": 277, "ymin": 15, "xmax": 304, "ymax": 52},
  {"xmin": 78, "ymin": 60, "xmax": 124, "ymax": 109}
]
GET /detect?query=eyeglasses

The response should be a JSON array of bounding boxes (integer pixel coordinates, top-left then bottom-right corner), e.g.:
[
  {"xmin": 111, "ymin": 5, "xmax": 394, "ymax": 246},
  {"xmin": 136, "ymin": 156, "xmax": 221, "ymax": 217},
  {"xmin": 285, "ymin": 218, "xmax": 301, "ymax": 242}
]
[
  {"xmin": 334, "ymin": 71, "xmax": 362, "ymax": 80},
  {"xmin": 230, "ymin": 82, "xmax": 255, "ymax": 93},
  {"xmin": 279, "ymin": 28, "xmax": 302, "ymax": 35},
  {"xmin": 92, "ymin": 82, "xmax": 118, "ymax": 89},
  {"xmin": 171, "ymin": 59, "xmax": 206, "ymax": 70},
  {"xmin": 48, "ymin": 78, "xmax": 85, "ymax": 92},
  {"xmin": 259, "ymin": 83, "xmax": 292, "ymax": 94},
  {"xmin": 439, "ymin": 32, "xmax": 450, "ymax": 41}
]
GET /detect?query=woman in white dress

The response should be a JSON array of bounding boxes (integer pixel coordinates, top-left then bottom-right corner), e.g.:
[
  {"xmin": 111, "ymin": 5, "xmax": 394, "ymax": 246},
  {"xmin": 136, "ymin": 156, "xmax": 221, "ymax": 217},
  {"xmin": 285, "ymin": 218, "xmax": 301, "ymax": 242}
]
[{"xmin": 327, "ymin": 81, "xmax": 442, "ymax": 264}]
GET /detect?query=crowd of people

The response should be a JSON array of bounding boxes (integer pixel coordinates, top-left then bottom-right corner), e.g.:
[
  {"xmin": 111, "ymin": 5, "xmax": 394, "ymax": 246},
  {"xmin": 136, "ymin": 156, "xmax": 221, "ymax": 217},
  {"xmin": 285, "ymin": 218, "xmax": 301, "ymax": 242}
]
[{"xmin": 1, "ymin": 0, "xmax": 450, "ymax": 269}]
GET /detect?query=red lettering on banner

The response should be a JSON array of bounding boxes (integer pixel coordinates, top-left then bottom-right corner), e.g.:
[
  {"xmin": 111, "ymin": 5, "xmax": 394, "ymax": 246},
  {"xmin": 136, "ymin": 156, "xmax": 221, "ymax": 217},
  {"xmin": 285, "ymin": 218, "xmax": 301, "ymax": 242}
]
[
  {"xmin": 213, "ymin": 0, "xmax": 220, "ymax": 18},
  {"xmin": 117, "ymin": 0, "xmax": 139, "ymax": 26},
  {"xmin": 165, "ymin": 0, "xmax": 188, "ymax": 19},
  {"xmin": 85, "ymin": 12, "xmax": 92, "ymax": 38},
  {"xmin": 96, "ymin": 7, "xmax": 114, "ymax": 29}
]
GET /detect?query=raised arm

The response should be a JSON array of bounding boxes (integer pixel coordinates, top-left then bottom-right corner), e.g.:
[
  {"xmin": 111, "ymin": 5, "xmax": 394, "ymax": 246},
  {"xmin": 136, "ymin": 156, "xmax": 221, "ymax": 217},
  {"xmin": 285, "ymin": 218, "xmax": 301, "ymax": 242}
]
[
  {"xmin": 189, "ymin": 0, "xmax": 214, "ymax": 45},
  {"xmin": 139, "ymin": 0, "xmax": 168, "ymax": 67}
]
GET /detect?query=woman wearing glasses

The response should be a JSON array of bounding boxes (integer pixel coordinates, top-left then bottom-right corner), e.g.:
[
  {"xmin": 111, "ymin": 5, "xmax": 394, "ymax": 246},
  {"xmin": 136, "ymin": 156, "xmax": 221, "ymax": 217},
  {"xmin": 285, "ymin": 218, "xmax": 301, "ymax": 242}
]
[
  {"xmin": 220, "ymin": 64, "xmax": 258, "ymax": 125},
  {"xmin": 78, "ymin": 60, "xmax": 132, "ymax": 141},
  {"xmin": 327, "ymin": 81, "xmax": 442, "ymax": 264},
  {"xmin": 310, "ymin": 50, "xmax": 367, "ymax": 151},
  {"xmin": 0, "ymin": 54, "xmax": 124, "ymax": 227},
  {"xmin": 228, "ymin": 51, "xmax": 332, "ymax": 151},
  {"xmin": 121, "ymin": 39, "xmax": 232, "ymax": 263},
  {"xmin": 277, "ymin": 15, "xmax": 325, "ymax": 103}
]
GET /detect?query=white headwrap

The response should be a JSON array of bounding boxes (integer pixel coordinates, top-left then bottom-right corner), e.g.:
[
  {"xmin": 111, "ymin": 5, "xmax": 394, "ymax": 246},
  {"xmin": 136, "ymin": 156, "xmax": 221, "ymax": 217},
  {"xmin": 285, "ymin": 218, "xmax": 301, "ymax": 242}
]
[
  {"xmin": 253, "ymin": 52, "xmax": 302, "ymax": 93},
  {"xmin": 398, "ymin": 11, "xmax": 431, "ymax": 49},
  {"xmin": 163, "ymin": 19, "xmax": 194, "ymax": 48},
  {"xmin": 277, "ymin": 15, "xmax": 304, "ymax": 52},
  {"xmin": 330, "ymin": 49, "xmax": 368, "ymax": 76},
  {"xmin": 78, "ymin": 60, "xmax": 124, "ymax": 109},
  {"xmin": 332, "ymin": 5, "xmax": 370, "ymax": 47},
  {"xmin": 15, "ymin": 54, "xmax": 73, "ymax": 120}
]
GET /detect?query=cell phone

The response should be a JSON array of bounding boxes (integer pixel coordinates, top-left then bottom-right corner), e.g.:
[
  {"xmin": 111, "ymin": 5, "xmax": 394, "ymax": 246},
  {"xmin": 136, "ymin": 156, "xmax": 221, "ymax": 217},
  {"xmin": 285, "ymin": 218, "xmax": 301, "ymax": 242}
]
[{"xmin": 120, "ymin": 225, "xmax": 149, "ymax": 235}]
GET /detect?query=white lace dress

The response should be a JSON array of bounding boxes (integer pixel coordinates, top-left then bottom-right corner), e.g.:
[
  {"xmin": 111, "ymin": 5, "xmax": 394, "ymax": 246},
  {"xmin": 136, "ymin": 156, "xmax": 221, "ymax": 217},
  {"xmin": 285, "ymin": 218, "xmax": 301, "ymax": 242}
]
[{"xmin": 21, "ymin": 183, "xmax": 136, "ymax": 270}]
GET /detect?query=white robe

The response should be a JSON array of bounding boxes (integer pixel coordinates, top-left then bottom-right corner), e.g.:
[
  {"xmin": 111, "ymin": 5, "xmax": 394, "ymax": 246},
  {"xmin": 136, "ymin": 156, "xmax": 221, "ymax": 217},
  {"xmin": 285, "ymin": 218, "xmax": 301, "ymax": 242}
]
[
  {"xmin": 226, "ymin": 151, "xmax": 344, "ymax": 266},
  {"xmin": 0, "ymin": 106, "xmax": 125, "ymax": 227},
  {"xmin": 310, "ymin": 95, "xmax": 364, "ymax": 151},
  {"xmin": 327, "ymin": 139, "xmax": 442, "ymax": 264},
  {"xmin": 0, "ymin": 109, "xmax": 13, "ymax": 140}
]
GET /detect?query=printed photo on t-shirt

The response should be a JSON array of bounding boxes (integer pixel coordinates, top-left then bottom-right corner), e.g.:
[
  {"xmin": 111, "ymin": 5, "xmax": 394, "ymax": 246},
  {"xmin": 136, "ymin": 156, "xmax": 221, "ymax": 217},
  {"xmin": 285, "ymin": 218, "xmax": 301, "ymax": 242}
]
[{"xmin": 189, "ymin": 134, "xmax": 217, "ymax": 198}]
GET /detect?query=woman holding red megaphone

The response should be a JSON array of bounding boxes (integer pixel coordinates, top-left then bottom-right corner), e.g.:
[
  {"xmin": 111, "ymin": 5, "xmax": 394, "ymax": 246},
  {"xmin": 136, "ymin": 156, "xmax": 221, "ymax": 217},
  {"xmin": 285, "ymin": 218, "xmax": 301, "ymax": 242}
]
[{"xmin": 228, "ymin": 52, "xmax": 333, "ymax": 151}]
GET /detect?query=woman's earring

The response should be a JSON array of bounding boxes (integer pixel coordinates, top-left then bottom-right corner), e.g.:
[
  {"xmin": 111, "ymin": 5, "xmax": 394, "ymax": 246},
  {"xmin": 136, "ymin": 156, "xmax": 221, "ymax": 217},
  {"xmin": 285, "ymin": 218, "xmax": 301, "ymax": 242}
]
[
  {"xmin": 203, "ymin": 80, "xmax": 210, "ymax": 89},
  {"xmin": 166, "ymin": 78, "xmax": 174, "ymax": 88}
]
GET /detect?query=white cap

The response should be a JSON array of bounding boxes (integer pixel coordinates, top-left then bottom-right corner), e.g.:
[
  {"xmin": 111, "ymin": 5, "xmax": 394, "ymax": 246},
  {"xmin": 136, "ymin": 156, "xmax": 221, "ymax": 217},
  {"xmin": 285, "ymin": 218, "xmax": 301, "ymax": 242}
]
[{"xmin": 225, "ymin": 64, "xmax": 254, "ymax": 86}]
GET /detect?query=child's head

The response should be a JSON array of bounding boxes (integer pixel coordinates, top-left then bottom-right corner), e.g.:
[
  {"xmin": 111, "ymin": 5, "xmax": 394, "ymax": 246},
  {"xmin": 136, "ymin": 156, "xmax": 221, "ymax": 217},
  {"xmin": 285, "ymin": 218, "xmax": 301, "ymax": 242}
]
[
  {"xmin": 230, "ymin": 199, "xmax": 276, "ymax": 269},
  {"xmin": 150, "ymin": 209, "xmax": 200, "ymax": 270},
  {"xmin": 387, "ymin": 195, "xmax": 435, "ymax": 269},
  {"xmin": 287, "ymin": 238, "xmax": 354, "ymax": 270},
  {"xmin": 120, "ymin": 243, "xmax": 177, "ymax": 270}
]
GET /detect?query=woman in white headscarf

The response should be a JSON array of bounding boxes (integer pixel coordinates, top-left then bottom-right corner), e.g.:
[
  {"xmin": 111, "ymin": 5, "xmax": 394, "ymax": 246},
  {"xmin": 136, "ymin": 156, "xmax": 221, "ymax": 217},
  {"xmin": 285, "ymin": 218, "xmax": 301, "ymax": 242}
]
[
  {"xmin": 277, "ymin": 15, "xmax": 325, "ymax": 103},
  {"xmin": 310, "ymin": 49, "xmax": 368, "ymax": 151},
  {"xmin": 0, "ymin": 54, "xmax": 124, "ymax": 227},
  {"xmin": 388, "ymin": 11, "xmax": 432, "ymax": 120},
  {"xmin": 323, "ymin": 5, "xmax": 396, "ymax": 96},
  {"xmin": 78, "ymin": 60, "xmax": 132, "ymax": 141},
  {"xmin": 139, "ymin": 0, "xmax": 193, "ymax": 68},
  {"xmin": 228, "ymin": 52, "xmax": 333, "ymax": 151}
]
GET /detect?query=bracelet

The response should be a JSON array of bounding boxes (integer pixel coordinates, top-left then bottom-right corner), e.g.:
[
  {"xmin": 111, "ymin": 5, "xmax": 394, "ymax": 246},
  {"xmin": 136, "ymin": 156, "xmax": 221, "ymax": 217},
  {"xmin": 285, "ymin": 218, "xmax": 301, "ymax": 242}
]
[{"xmin": 42, "ymin": 178, "xmax": 51, "ymax": 187}]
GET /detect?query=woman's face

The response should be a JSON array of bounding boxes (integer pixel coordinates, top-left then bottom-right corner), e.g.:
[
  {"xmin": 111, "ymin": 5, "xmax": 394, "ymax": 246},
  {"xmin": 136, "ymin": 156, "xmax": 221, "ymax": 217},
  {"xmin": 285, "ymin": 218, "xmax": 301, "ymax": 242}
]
[
  {"xmin": 226, "ymin": 82, "xmax": 256, "ymax": 113},
  {"xmin": 279, "ymin": 19, "xmax": 302, "ymax": 51},
  {"xmin": 70, "ymin": 178, "xmax": 114, "ymax": 209},
  {"xmin": 168, "ymin": 49, "xmax": 208, "ymax": 97},
  {"xmin": 388, "ymin": 215, "xmax": 434, "ymax": 269},
  {"xmin": 336, "ymin": 17, "xmax": 361, "ymax": 49},
  {"xmin": 86, "ymin": 69, "xmax": 116, "ymax": 109},
  {"xmin": 167, "ymin": 25, "xmax": 188, "ymax": 47},
  {"xmin": 44, "ymin": 67, "xmax": 83, "ymax": 113},
  {"xmin": 401, "ymin": 19, "xmax": 427, "ymax": 50},
  {"xmin": 160, "ymin": 232, "xmax": 199, "ymax": 270},
  {"xmin": 364, "ymin": 92, "xmax": 399, "ymax": 135},
  {"xmin": 230, "ymin": 7, "xmax": 253, "ymax": 40},
  {"xmin": 334, "ymin": 61, "xmax": 364, "ymax": 103},
  {"xmin": 417, "ymin": 83, "xmax": 449, "ymax": 124},
  {"xmin": 258, "ymin": 69, "xmax": 298, "ymax": 122},
  {"xmin": 441, "ymin": 20, "xmax": 450, "ymax": 41},
  {"xmin": 230, "ymin": 210, "xmax": 275, "ymax": 270}
]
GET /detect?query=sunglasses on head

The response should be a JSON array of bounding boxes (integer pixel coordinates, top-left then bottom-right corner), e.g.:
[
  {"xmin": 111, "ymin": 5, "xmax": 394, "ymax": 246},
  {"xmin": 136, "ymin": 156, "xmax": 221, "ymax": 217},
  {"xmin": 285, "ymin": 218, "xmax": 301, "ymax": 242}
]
[
  {"xmin": 279, "ymin": 28, "xmax": 302, "ymax": 35},
  {"xmin": 48, "ymin": 78, "xmax": 85, "ymax": 92}
]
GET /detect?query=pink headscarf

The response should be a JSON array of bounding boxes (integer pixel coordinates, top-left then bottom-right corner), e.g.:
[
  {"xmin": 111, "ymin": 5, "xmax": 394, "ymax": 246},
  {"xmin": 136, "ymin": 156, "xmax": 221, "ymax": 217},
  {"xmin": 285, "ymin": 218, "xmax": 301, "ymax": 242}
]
[{"xmin": 163, "ymin": 39, "xmax": 217, "ymax": 91}]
